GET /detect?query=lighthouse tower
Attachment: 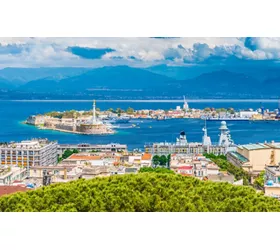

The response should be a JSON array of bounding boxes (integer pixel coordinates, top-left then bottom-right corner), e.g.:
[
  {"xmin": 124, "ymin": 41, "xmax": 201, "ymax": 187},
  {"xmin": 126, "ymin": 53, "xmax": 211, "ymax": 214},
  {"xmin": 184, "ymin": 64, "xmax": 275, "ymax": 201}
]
[
  {"xmin": 202, "ymin": 120, "xmax": 212, "ymax": 146},
  {"xmin": 92, "ymin": 100, "xmax": 96, "ymax": 124},
  {"xmin": 218, "ymin": 121, "xmax": 233, "ymax": 147}
]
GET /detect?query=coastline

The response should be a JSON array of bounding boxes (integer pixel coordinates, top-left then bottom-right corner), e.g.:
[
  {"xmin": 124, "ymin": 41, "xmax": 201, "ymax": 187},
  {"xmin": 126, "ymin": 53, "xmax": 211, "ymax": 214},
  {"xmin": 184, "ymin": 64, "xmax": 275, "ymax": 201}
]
[{"xmin": 24, "ymin": 122, "xmax": 115, "ymax": 135}]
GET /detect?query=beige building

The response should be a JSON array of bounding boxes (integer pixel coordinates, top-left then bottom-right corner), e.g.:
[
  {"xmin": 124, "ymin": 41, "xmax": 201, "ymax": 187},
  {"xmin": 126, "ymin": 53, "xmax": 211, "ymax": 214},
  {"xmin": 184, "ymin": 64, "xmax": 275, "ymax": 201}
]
[{"xmin": 227, "ymin": 142, "xmax": 280, "ymax": 178}]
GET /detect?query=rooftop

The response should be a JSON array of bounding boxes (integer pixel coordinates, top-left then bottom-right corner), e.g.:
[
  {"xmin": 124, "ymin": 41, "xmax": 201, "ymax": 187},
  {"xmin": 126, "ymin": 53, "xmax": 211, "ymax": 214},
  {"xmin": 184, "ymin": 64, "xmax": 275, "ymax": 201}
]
[
  {"xmin": 0, "ymin": 139, "xmax": 55, "ymax": 149},
  {"xmin": 240, "ymin": 143, "xmax": 270, "ymax": 150},
  {"xmin": 141, "ymin": 153, "xmax": 152, "ymax": 161},
  {"xmin": 229, "ymin": 151, "xmax": 249, "ymax": 163},
  {"xmin": 68, "ymin": 154, "xmax": 102, "ymax": 161},
  {"xmin": 178, "ymin": 166, "xmax": 193, "ymax": 170}
]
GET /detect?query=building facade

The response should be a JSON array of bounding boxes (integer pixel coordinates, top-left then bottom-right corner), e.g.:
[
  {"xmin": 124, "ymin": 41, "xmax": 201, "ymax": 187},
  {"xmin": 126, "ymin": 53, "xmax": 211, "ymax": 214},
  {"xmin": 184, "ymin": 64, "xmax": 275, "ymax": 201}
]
[
  {"xmin": 0, "ymin": 166, "xmax": 28, "ymax": 185},
  {"xmin": 227, "ymin": 142, "xmax": 280, "ymax": 177},
  {"xmin": 0, "ymin": 139, "xmax": 58, "ymax": 176},
  {"xmin": 58, "ymin": 143, "xmax": 127, "ymax": 156}
]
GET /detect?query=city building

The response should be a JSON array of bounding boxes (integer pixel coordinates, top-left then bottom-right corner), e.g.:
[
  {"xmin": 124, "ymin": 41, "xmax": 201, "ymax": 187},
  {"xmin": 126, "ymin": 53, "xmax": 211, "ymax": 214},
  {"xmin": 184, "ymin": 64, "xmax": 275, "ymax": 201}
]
[
  {"xmin": 141, "ymin": 153, "xmax": 152, "ymax": 167},
  {"xmin": 227, "ymin": 141, "xmax": 280, "ymax": 178},
  {"xmin": 264, "ymin": 165, "xmax": 280, "ymax": 198},
  {"xmin": 29, "ymin": 164, "xmax": 82, "ymax": 183},
  {"xmin": 177, "ymin": 166, "xmax": 193, "ymax": 176},
  {"xmin": 0, "ymin": 139, "xmax": 58, "ymax": 176},
  {"xmin": 0, "ymin": 166, "xmax": 28, "ymax": 185},
  {"xmin": 58, "ymin": 143, "xmax": 127, "ymax": 156},
  {"xmin": 169, "ymin": 153, "xmax": 234, "ymax": 183},
  {"xmin": 26, "ymin": 115, "xmax": 45, "ymax": 126}
]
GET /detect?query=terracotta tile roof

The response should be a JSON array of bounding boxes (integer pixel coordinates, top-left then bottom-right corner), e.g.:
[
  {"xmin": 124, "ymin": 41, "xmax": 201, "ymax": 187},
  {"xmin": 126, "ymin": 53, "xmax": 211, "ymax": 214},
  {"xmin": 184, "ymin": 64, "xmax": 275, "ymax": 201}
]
[
  {"xmin": 141, "ymin": 153, "xmax": 152, "ymax": 161},
  {"xmin": 178, "ymin": 166, "xmax": 193, "ymax": 170},
  {"xmin": 68, "ymin": 154, "xmax": 101, "ymax": 160},
  {"xmin": 0, "ymin": 186, "xmax": 29, "ymax": 197}
]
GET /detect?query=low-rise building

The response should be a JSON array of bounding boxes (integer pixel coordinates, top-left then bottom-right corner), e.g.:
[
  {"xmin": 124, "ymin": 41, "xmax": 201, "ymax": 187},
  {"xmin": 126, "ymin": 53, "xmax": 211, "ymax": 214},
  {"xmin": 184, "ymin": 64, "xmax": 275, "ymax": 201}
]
[
  {"xmin": 177, "ymin": 166, "xmax": 193, "ymax": 176},
  {"xmin": 227, "ymin": 141, "xmax": 280, "ymax": 178},
  {"xmin": 141, "ymin": 153, "xmax": 152, "ymax": 167},
  {"xmin": 170, "ymin": 153, "xmax": 223, "ymax": 180},
  {"xmin": 0, "ymin": 166, "xmax": 27, "ymax": 185},
  {"xmin": 58, "ymin": 143, "xmax": 127, "ymax": 156}
]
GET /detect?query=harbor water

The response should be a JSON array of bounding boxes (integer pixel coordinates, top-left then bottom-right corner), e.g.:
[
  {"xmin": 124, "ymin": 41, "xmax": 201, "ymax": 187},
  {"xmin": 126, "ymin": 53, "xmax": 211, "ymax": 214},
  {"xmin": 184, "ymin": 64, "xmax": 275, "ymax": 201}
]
[{"xmin": 1, "ymin": 100, "xmax": 280, "ymax": 150}]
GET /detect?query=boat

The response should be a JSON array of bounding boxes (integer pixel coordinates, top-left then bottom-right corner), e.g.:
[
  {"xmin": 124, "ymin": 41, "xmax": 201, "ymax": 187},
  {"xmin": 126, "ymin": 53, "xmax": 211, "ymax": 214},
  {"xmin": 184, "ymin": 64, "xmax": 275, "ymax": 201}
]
[{"xmin": 115, "ymin": 116, "xmax": 131, "ymax": 124}]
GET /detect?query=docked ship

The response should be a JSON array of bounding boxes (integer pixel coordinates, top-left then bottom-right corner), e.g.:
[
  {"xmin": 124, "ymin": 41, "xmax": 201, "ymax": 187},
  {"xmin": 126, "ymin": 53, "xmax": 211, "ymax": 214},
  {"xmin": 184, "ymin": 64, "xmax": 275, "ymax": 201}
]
[
  {"xmin": 103, "ymin": 116, "xmax": 131, "ymax": 124},
  {"xmin": 145, "ymin": 120, "xmax": 236, "ymax": 155}
]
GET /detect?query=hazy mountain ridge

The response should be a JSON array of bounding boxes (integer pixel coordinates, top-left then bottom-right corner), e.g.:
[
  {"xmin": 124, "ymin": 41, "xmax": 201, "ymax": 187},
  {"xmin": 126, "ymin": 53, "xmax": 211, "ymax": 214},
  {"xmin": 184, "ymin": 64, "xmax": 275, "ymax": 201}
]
[
  {"xmin": 0, "ymin": 67, "xmax": 91, "ymax": 84},
  {"xmin": 1, "ymin": 66, "xmax": 280, "ymax": 99}
]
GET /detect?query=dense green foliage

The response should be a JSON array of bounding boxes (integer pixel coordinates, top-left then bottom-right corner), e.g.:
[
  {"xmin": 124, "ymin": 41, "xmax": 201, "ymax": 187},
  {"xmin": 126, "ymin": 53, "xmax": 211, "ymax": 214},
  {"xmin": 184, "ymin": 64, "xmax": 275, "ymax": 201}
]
[
  {"xmin": 126, "ymin": 107, "xmax": 134, "ymax": 114},
  {"xmin": 0, "ymin": 173, "xmax": 279, "ymax": 212},
  {"xmin": 45, "ymin": 110, "xmax": 93, "ymax": 119},
  {"xmin": 204, "ymin": 153, "xmax": 250, "ymax": 185},
  {"xmin": 152, "ymin": 155, "xmax": 169, "ymax": 167},
  {"xmin": 139, "ymin": 167, "xmax": 175, "ymax": 174},
  {"xmin": 254, "ymin": 171, "xmax": 265, "ymax": 188}
]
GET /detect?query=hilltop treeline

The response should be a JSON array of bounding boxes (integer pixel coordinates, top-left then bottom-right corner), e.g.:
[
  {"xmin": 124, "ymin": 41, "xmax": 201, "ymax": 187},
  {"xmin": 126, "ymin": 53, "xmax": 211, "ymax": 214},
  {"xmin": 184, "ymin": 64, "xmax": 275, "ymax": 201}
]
[{"xmin": 0, "ymin": 173, "xmax": 279, "ymax": 212}]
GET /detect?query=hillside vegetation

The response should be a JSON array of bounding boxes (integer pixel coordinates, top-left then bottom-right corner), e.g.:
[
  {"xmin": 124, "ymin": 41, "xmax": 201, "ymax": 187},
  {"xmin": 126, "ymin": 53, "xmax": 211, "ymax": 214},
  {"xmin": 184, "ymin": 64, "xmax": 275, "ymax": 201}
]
[
  {"xmin": 204, "ymin": 153, "xmax": 250, "ymax": 185},
  {"xmin": 0, "ymin": 173, "xmax": 279, "ymax": 212}
]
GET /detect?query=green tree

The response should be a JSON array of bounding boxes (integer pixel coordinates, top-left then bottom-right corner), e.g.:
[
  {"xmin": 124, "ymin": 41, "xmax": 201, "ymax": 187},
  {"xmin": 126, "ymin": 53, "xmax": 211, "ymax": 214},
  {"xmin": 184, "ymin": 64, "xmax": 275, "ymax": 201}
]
[
  {"xmin": 126, "ymin": 107, "xmax": 134, "ymax": 114},
  {"xmin": 152, "ymin": 155, "xmax": 160, "ymax": 167},
  {"xmin": 204, "ymin": 153, "xmax": 250, "ymax": 185},
  {"xmin": 159, "ymin": 155, "xmax": 167, "ymax": 166},
  {"xmin": 254, "ymin": 171, "xmax": 265, "ymax": 188},
  {"xmin": 204, "ymin": 107, "xmax": 211, "ymax": 112},
  {"xmin": 61, "ymin": 149, "xmax": 79, "ymax": 160},
  {"xmin": 1, "ymin": 173, "xmax": 280, "ymax": 212}
]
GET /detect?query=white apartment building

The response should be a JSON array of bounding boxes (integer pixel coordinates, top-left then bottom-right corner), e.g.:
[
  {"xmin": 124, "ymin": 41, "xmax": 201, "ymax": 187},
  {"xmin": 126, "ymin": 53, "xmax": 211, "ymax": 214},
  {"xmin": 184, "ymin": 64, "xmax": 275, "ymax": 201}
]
[{"xmin": 0, "ymin": 139, "xmax": 58, "ymax": 176}]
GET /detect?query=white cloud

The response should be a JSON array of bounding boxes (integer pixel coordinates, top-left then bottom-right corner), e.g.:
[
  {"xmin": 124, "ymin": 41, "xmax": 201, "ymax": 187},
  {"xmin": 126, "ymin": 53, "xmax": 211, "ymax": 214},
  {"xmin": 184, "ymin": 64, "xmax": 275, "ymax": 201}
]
[{"xmin": 0, "ymin": 37, "xmax": 280, "ymax": 68}]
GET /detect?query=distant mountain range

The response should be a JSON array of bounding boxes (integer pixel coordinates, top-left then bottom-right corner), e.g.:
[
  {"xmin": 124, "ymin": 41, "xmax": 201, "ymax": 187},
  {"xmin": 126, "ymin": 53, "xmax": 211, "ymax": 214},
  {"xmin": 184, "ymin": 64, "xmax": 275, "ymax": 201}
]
[
  {"xmin": 1, "ymin": 65, "xmax": 280, "ymax": 99},
  {"xmin": 0, "ymin": 67, "xmax": 90, "ymax": 85}
]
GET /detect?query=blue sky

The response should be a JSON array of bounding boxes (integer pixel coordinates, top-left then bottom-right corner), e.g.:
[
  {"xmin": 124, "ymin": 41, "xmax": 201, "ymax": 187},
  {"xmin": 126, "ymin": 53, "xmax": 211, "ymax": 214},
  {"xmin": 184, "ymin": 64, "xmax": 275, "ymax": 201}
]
[{"xmin": 0, "ymin": 37, "xmax": 280, "ymax": 68}]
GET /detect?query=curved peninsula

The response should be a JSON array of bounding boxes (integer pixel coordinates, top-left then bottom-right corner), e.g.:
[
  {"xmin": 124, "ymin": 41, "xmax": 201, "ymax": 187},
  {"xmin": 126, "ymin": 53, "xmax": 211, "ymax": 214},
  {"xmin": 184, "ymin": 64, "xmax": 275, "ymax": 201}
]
[{"xmin": 25, "ymin": 100, "xmax": 114, "ymax": 135}]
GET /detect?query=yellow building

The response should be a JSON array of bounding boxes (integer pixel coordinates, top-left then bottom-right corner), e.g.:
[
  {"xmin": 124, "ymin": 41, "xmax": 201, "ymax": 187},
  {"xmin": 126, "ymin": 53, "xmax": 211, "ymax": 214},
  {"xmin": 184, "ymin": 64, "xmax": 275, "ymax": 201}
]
[{"xmin": 227, "ymin": 142, "xmax": 280, "ymax": 178}]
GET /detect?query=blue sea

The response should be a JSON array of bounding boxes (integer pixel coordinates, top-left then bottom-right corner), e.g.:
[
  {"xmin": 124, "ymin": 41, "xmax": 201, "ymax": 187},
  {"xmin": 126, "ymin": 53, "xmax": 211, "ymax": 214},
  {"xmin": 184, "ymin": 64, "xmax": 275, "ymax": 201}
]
[{"xmin": 1, "ymin": 99, "xmax": 280, "ymax": 150}]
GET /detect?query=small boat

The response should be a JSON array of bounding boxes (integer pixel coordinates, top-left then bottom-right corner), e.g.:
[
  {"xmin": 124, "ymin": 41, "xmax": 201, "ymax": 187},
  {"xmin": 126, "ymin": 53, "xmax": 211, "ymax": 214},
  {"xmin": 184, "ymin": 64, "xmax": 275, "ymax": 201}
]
[{"xmin": 149, "ymin": 126, "xmax": 152, "ymax": 128}]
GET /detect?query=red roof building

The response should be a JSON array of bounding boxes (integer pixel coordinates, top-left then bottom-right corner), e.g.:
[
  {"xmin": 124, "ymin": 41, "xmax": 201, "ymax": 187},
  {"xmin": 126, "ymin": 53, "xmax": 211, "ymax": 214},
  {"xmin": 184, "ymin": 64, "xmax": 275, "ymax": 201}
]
[{"xmin": 177, "ymin": 166, "xmax": 193, "ymax": 176}]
